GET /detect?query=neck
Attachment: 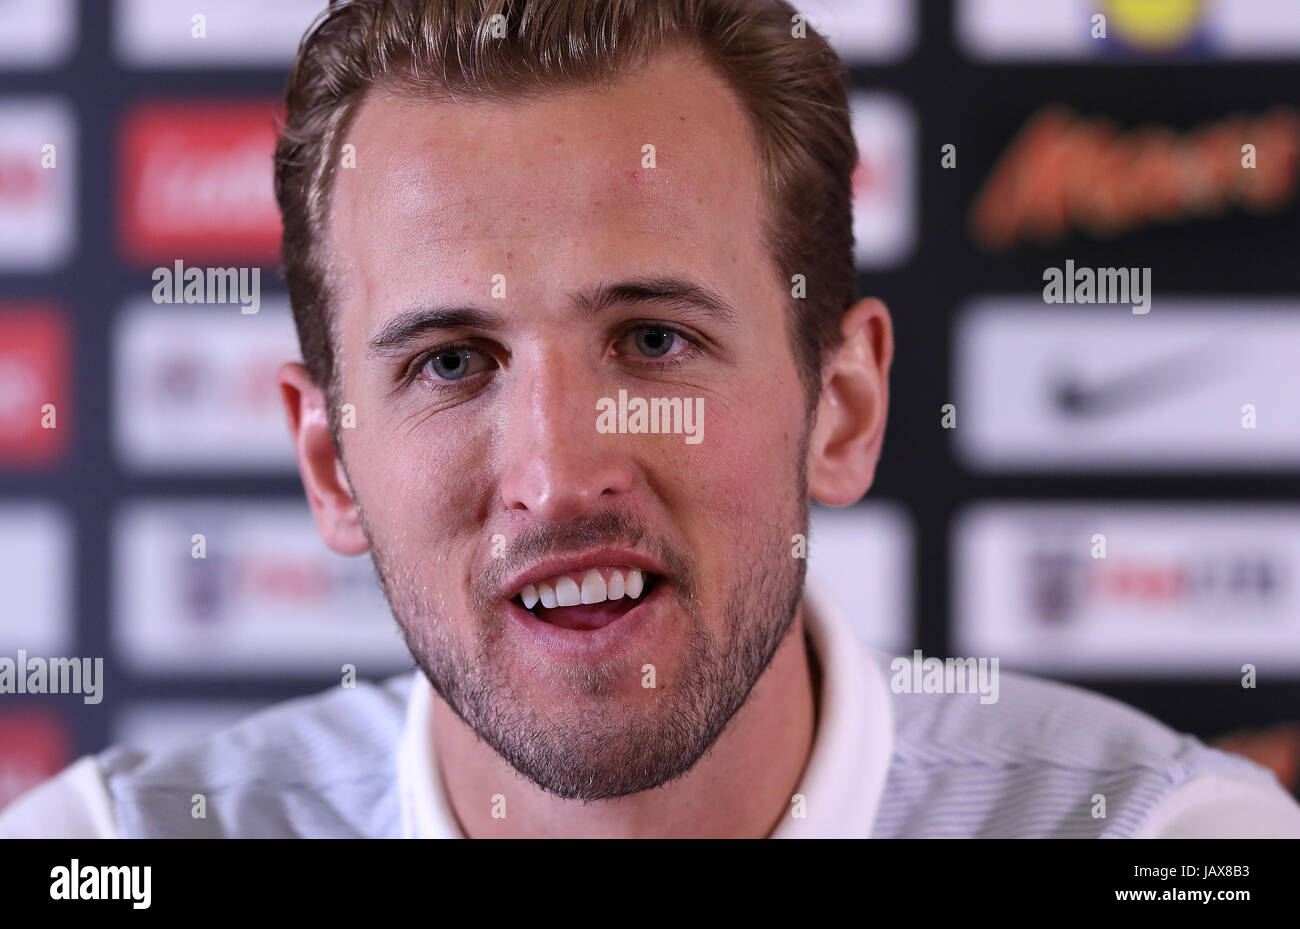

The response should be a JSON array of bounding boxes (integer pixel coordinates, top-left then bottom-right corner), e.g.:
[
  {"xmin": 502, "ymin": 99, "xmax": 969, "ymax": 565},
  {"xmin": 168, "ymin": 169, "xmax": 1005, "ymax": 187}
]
[{"xmin": 434, "ymin": 605, "xmax": 817, "ymax": 838}]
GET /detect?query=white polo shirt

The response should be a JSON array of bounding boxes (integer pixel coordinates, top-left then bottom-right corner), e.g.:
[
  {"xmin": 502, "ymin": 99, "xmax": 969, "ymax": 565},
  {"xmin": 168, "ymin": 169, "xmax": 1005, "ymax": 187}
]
[{"xmin": 4, "ymin": 576, "xmax": 1300, "ymax": 838}]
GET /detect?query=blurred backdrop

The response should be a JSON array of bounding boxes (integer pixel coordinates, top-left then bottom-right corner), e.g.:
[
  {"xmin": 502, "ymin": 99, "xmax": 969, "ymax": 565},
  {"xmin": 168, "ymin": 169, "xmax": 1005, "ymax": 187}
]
[{"xmin": 2, "ymin": 0, "xmax": 1299, "ymax": 811}]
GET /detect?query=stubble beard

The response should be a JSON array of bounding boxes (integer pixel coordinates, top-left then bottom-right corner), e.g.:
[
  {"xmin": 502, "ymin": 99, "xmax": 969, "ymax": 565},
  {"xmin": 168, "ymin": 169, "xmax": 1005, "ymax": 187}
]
[{"xmin": 357, "ymin": 445, "xmax": 810, "ymax": 802}]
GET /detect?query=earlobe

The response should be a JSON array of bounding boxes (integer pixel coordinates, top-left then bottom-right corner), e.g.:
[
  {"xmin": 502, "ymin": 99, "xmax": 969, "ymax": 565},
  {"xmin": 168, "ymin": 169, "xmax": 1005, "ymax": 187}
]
[
  {"xmin": 806, "ymin": 298, "xmax": 893, "ymax": 506},
  {"xmin": 277, "ymin": 362, "xmax": 370, "ymax": 555}
]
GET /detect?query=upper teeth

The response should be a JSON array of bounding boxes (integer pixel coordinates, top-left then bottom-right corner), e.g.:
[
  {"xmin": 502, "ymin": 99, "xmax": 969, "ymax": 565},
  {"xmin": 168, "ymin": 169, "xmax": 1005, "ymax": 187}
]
[{"xmin": 520, "ymin": 568, "xmax": 646, "ymax": 610}]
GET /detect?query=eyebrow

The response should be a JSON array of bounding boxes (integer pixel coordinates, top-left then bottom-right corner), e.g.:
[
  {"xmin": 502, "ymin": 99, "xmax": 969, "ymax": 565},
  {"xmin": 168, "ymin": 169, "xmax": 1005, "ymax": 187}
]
[
  {"xmin": 366, "ymin": 274, "xmax": 738, "ymax": 358},
  {"xmin": 367, "ymin": 307, "xmax": 501, "ymax": 357},
  {"xmin": 573, "ymin": 276, "xmax": 739, "ymax": 327}
]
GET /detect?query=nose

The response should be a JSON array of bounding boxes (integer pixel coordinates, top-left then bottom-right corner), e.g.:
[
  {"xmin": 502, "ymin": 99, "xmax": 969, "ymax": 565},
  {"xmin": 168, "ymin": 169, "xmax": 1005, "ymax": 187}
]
[{"xmin": 498, "ymin": 360, "xmax": 635, "ymax": 521}]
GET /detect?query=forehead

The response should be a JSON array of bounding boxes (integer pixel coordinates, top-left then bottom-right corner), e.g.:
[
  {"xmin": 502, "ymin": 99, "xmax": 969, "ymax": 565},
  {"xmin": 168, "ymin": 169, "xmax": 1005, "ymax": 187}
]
[{"xmin": 327, "ymin": 47, "xmax": 774, "ymax": 324}]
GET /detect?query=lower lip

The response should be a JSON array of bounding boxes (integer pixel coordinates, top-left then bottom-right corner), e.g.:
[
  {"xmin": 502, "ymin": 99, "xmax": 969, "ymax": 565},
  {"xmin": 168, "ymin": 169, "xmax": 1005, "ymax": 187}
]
[{"xmin": 504, "ymin": 581, "xmax": 669, "ymax": 659}]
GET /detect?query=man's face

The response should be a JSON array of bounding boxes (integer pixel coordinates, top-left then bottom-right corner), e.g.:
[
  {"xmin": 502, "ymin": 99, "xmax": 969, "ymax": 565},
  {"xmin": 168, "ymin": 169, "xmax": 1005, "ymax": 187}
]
[{"xmin": 326, "ymin": 48, "xmax": 813, "ymax": 800}]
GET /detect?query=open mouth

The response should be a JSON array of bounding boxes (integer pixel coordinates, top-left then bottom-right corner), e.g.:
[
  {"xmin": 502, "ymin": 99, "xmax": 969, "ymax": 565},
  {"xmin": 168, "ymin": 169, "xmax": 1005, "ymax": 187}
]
[{"xmin": 511, "ymin": 566, "xmax": 661, "ymax": 631}]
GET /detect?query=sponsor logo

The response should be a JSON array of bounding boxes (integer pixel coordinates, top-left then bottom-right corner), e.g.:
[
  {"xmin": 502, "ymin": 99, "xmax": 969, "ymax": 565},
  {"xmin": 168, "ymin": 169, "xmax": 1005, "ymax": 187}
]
[
  {"xmin": 0, "ymin": 710, "xmax": 68, "ymax": 812},
  {"xmin": 851, "ymin": 93, "xmax": 916, "ymax": 269},
  {"xmin": 954, "ymin": 299, "xmax": 1300, "ymax": 469},
  {"xmin": 1026, "ymin": 538, "xmax": 1279, "ymax": 626},
  {"xmin": 1050, "ymin": 342, "xmax": 1219, "ymax": 419},
  {"xmin": 1103, "ymin": 0, "xmax": 1208, "ymax": 56},
  {"xmin": 114, "ymin": 501, "xmax": 409, "ymax": 673},
  {"xmin": 0, "ymin": 307, "xmax": 70, "ymax": 467},
  {"xmin": 0, "ymin": 98, "xmax": 75, "ymax": 270},
  {"xmin": 958, "ymin": 0, "xmax": 1300, "ymax": 61},
  {"xmin": 118, "ymin": 101, "xmax": 282, "ymax": 264},
  {"xmin": 971, "ymin": 106, "xmax": 1300, "ymax": 250},
  {"xmin": 954, "ymin": 504, "xmax": 1300, "ymax": 674},
  {"xmin": 113, "ymin": 298, "xmax": 298, "ymax": 472}
]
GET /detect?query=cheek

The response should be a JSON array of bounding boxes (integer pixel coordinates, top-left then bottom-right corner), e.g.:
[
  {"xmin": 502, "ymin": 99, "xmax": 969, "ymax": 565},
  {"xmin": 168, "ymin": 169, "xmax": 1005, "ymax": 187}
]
[
  {"xmin": 347, "ymin": 411, "xmax": 496, "ymax": 551},
  {"xmin": 657, "ymin": 393, "xmax": 806, "ymax": 579},
  {"xmin": 694, "ymin": 366, "xmax": 807, "ymax": 502}
]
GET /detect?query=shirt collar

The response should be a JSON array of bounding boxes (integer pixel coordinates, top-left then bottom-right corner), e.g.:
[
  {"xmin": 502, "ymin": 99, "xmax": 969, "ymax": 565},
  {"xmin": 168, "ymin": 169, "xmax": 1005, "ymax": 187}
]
[
  {"xmin": 770, "ymin": 572, "xmax": 894, "ymax": 837},
  {"xmin": 397, "ymin": 662, "xmax": 463, "ymax": 838},
  {"xmin": 397, "ymin": 571, "xmax": 893, "ymax": 838}
]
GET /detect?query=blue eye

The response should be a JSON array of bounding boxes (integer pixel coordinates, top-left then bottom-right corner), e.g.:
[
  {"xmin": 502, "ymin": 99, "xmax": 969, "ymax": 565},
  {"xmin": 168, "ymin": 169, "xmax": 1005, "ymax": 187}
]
[
  {"xmin": 420, "ymin": 347, "xmax": 490, "ymax": 382},
  {"xmin": 634, "ymin": 328, "xmax": 679, "ymax": 358},
  {"xmin": 430, "ymin": 350, "xmax": 470, "ymax": 380}
]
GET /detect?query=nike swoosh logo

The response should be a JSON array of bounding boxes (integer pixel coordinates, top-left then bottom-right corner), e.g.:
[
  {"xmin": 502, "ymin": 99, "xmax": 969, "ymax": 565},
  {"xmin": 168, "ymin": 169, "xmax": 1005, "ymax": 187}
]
[{"xmin": 1050, "ymin": 343, "xmax": 1228, "ymax": 418}]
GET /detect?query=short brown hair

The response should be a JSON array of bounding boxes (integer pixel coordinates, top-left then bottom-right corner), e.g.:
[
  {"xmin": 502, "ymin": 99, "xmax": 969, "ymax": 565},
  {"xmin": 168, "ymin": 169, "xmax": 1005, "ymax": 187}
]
[{"xmin": 274, "ymin": 0, "xmax": 858, "ymax": 426}]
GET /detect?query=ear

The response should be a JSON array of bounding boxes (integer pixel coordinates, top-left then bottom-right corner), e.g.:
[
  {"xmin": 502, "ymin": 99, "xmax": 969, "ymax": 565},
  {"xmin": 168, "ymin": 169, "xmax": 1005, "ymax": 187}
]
[
  {"xmin": 277, "ymin": 362, "xmax": 369, "ymax": 555},
  {"xmin": 806, "ymin": 297, "xmax": 894, "ymax": 506}
]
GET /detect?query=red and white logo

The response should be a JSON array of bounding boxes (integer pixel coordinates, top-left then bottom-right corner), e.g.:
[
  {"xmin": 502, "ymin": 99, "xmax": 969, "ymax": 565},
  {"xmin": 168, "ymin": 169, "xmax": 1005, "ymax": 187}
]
[
  {"xmin": 0, "ymin": 710, "xmax": 69, "ymax": 813},
  {"xmin": 0, "ymin": 98, "xmax": 76, "ymax": 270},
  {"xmin": 0, "ymin": 305, "xmax": 70, "ymax": 467},
  {"xmin": 114, "ymin": 500, "xmax": 409, "ymax": 674},
  {"xmin": 851, "ymin": 93, "xmax": 916, "ymax": 270},
  {"xmin": 118, "ymin": 101, "xmax": 282, "ymax": 264},
  {"xmin": 113, "ymin": 296, "xmax": 300, "ymax": 472},
  {"xmin": 954, "ymin": 503, "xmax": 1300, "ymax": 675}
]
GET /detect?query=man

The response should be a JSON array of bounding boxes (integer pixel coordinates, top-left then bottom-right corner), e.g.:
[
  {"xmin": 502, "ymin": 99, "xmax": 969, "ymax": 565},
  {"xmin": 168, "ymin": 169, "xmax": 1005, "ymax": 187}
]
[{"xmin": 4, "ymin": 0, "xmax": 1299, "ymax": 838}]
